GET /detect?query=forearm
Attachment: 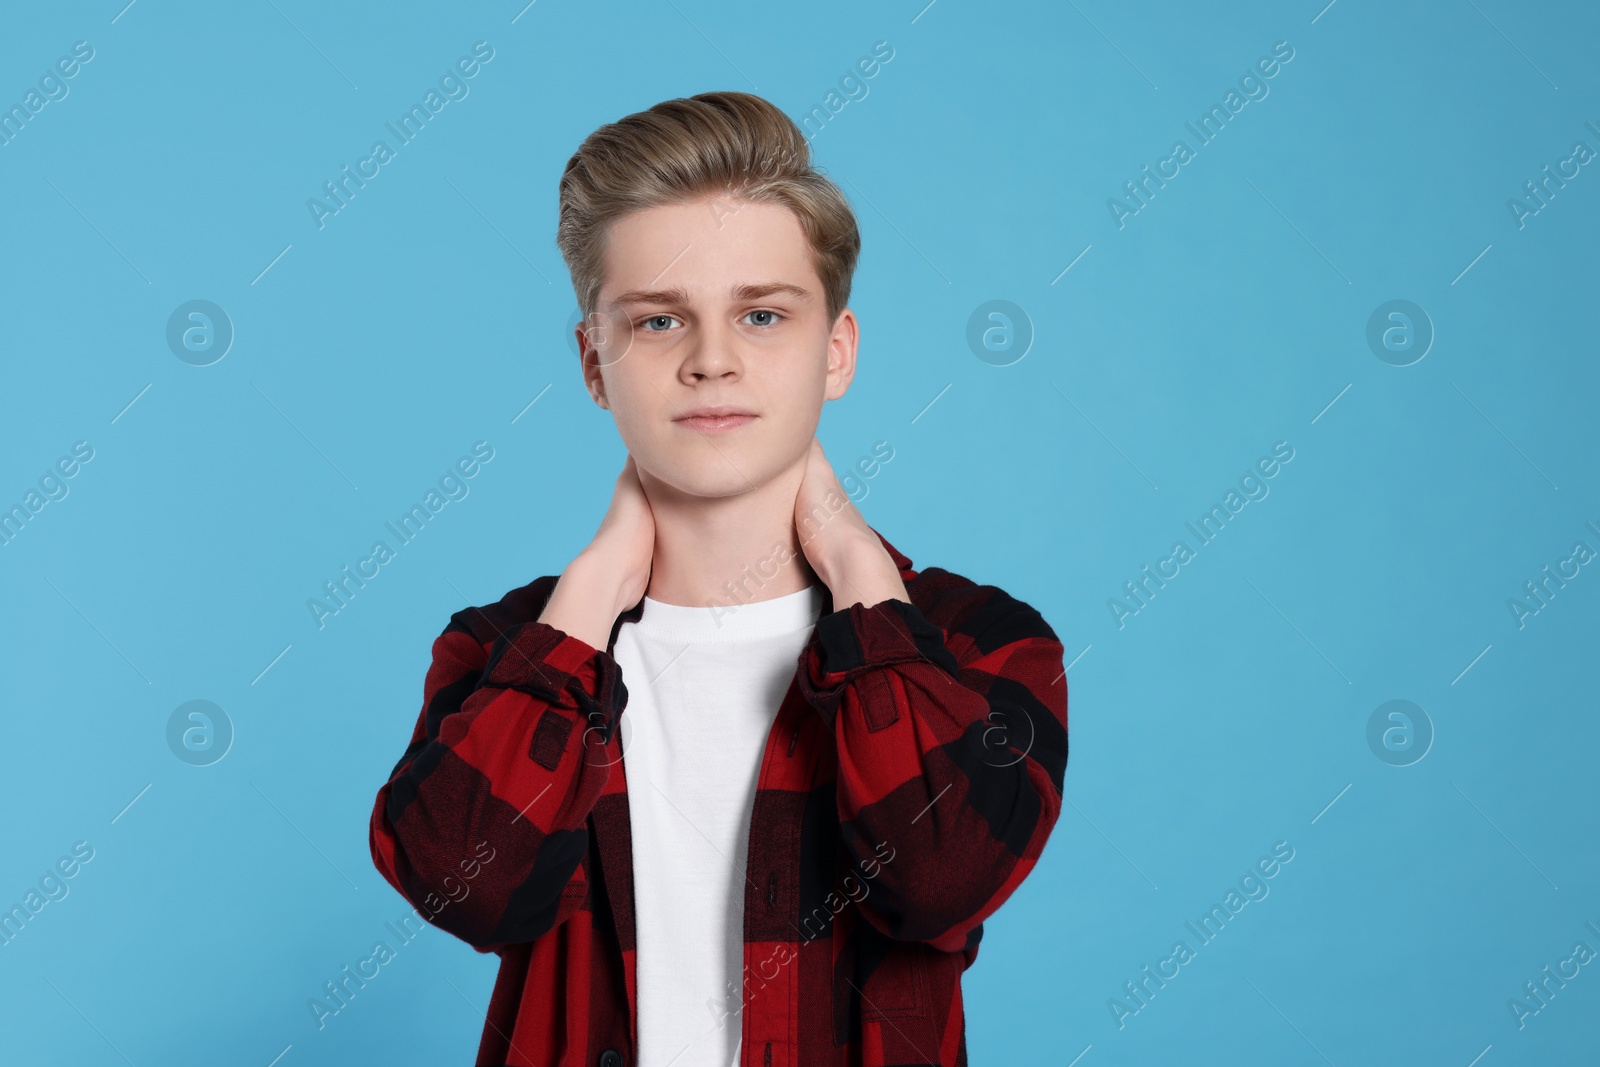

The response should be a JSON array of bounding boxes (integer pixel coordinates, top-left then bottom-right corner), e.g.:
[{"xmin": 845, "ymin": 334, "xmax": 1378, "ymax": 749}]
[{"xmin": 538, "ymin": 552, "xmax": 634, "ymax": 651}]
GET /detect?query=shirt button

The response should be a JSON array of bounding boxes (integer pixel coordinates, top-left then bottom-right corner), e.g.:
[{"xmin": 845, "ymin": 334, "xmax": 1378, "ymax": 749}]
[{"xmin": 598, "ymin": 1050, "xmax": 623, "ymax": 1067}]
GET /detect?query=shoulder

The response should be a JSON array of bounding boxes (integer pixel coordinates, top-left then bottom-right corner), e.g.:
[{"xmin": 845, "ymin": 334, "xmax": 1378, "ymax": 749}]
[
  {"xmin": 873, "ymin": 526, "xmax": 1060, "ymax": 654},
  {"xmin": 905, "ymin": 564, "xmax": 1062, "ymax": 657},
  {"xmin": 440, "ymin": 573, "xmax": 561, "ymax": 646}
]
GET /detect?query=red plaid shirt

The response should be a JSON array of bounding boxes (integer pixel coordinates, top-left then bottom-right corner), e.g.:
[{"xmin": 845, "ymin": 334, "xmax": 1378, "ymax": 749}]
[{"xmin": 368, "ymin": 528, "xmax": 1068, "ymax": 1066}]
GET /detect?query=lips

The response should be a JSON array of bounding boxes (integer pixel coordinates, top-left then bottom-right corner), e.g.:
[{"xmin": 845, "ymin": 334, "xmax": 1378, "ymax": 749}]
[
  {"xmin": 675, "ymin": 412, "xmax": 756, "ymax": 433},
  {"xmin": 674, "ymin": 405, "xmax": 756, "ymax": 433}
]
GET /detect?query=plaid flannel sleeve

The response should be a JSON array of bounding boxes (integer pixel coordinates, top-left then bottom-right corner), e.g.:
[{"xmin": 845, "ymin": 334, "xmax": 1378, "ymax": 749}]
[
  {"xmin": 369, "ymin": 605, "xmax": 627, "ymax": 953},
  {"xmin": 797, "ymin": 590, "xmax": 1069, "ymax": 954}
]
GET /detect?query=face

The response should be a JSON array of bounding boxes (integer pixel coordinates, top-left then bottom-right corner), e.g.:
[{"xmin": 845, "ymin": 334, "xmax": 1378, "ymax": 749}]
[{"xmin": 578, "ymin": 195, "xmax": 857, "ymax": 500}]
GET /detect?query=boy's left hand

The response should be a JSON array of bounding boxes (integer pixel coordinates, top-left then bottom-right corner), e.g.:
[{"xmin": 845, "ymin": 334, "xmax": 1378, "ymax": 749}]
[{"xmin": 793, "ymin": 437, "xmax": 910, "ymax": 612}]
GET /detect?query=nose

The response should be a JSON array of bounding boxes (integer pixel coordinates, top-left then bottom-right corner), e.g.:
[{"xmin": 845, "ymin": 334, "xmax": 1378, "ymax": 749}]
[{"xmin": 678, "ymin": 318, "xmax": 743, "ymax": 383}]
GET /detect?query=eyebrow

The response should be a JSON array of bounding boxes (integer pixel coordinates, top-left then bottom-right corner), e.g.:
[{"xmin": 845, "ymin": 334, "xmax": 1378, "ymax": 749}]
[{"xmin": 609, "ymin": 281, "xmax": 813, "ymax": 307}]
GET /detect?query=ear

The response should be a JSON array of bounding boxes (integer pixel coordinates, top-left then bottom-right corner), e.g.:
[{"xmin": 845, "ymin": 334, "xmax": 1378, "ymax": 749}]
[
  {"xmin": 823, "ymin": 307, "xmax": 858, "ymax": 402},
  {"xmin": 578, "ymin": 320, "xmax": 610, "ymax": 410}
]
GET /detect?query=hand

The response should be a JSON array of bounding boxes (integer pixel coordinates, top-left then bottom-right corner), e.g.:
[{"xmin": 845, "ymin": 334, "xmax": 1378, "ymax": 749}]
[
  {"xmin": 585, "ymin": 454, "xmax": 656, "ymax": 613},
  {"xmin": 538, "ymin": 455, "xmax": 656, "ymax": 650},
  {"xmin": 793, "ymin": 438, "xmax": 909, "ymax": 611}
]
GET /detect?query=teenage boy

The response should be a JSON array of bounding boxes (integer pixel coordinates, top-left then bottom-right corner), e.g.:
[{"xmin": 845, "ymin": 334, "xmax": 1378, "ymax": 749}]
[{"xmin": 369, "ymin": 91, "xmax": 1069, "ymax": 1067}]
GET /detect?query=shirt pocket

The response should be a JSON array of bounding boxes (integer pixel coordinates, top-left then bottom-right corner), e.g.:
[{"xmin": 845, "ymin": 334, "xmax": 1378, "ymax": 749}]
[{"xmin": 860, "ymin": 942, "xmax": 930, "ymax": 1021}]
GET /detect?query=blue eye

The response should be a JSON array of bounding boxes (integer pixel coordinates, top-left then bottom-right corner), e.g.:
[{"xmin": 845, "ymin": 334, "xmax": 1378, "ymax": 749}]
[
  {"xmin": 744, "ymin": 310, "xmax": 782, "ymax": 327},
  {"xmin": 642, "ymin": 315, "xmax": 679, "ymax": 332}
]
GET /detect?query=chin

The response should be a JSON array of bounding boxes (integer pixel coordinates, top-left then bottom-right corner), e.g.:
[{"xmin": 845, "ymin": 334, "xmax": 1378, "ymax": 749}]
[
  {"xmin": 658, "ymin": 462, "xmax": 771, "ymax": 500},
  {"xmin": 628, "ymin": 422, "xmax": 811, "ymax": 500},
  {"xmin": 634, "ymin": 444, "xmax": 784, "ymax": 501}
]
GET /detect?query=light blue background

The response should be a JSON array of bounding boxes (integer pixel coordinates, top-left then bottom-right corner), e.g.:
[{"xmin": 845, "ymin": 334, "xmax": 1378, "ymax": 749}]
[{"xmin": 3, "ymin": 0, "xmax": 1597, "ymax": 1063}]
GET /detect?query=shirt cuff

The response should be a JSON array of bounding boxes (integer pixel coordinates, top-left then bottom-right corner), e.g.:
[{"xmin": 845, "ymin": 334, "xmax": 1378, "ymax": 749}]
[
  {"xmin": 798, "ymin": 597, "xmax": 961, "ymax": 729},
  {"xmin": 479, "ymin": 620, "xmax": 628, "ymax": 743}
]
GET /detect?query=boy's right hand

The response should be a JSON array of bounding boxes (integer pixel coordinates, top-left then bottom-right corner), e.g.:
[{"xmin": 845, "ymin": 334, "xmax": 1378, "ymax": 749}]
[{"xmin": 536, "ymin": 455, "xmax": 656, "ymax": 652}]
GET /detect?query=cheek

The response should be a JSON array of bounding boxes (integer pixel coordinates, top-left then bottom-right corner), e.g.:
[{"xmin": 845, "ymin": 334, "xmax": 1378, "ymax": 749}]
[
  {"xmin": 596, "ymin": 372, "xmax": 655, "ymax": 448},
  {"xmin": 603, "ymin": 363, "xmax": 657, "ymax": 419},
  {"xmin": 770, "ymin": 341, "xmax": 830, "ymax": 400}
]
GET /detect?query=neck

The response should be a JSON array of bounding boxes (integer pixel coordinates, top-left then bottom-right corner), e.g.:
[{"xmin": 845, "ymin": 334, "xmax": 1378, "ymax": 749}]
[{"xmin": 639, "ymin": 459, "xmax": 820, "ymax": 609}]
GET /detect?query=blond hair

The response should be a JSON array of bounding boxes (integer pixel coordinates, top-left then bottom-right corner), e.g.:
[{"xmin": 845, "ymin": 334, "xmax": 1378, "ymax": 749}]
[{"xmin": 556, "ymin": 91, "xmax": 860, "ymax": 324}]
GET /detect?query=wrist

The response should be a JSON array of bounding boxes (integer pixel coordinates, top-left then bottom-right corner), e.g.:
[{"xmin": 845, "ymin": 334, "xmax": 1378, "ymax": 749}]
[
  {"xmin": 538, "ymin": 559, "xmax": 627, "ymax": 651},
  {"xmin": 566, "ymin": 551, "xmax": 640, "ymax": 618},
  {"xmin": 820, "ymin": 535, "xmax": 906, "ymax": 611}
]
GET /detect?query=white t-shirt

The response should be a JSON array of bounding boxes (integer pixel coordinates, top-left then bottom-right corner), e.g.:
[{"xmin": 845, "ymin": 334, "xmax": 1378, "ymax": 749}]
[{"xmin": 612, "ymin": 581, "xmax": 826, "ymax": 1067}]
